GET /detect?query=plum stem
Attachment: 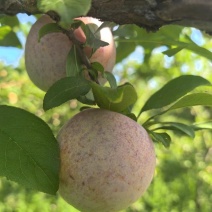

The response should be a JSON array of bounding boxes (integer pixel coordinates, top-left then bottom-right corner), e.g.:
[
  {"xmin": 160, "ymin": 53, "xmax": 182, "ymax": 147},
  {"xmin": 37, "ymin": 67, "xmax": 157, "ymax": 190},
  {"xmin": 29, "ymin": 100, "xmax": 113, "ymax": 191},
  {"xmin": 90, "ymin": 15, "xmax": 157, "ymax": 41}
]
[{"xmin": 62, "ymin": 28, "xmax": 100, "ymax": 84}]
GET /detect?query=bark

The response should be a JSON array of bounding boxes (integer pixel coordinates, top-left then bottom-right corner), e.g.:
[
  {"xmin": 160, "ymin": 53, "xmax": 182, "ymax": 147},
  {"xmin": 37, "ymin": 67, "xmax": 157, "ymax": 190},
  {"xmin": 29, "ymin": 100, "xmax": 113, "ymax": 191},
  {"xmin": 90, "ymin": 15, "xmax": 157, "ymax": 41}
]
[{"xmin": 1, "ymin": 0, "xmax": 212, "ymax": 33}]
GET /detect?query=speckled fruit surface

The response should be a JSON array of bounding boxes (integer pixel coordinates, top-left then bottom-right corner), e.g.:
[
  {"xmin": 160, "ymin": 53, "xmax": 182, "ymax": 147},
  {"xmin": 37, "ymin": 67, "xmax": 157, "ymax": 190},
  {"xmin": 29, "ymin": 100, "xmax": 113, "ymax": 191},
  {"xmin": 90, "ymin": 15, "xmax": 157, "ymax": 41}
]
[
  {"xmin": 25, "ymin": 15, "xmax": 116, "ymax": 91},
  {"xmin": 58, "ymin": 109, "xmax": 156, "ymax": 212}
]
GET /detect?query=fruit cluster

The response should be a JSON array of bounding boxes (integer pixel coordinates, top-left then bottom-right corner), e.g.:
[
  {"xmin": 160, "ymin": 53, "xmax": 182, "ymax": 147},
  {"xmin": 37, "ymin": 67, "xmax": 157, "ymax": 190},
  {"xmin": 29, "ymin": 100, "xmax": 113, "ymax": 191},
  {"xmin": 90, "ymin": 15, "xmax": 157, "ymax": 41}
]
[
  {"xmin": 25, "ymin": 15, "xmax": 156, "ymax": 212},
  {"xmin": 25, "ymin": 15, "xmax": 116, "ymax": 91}
]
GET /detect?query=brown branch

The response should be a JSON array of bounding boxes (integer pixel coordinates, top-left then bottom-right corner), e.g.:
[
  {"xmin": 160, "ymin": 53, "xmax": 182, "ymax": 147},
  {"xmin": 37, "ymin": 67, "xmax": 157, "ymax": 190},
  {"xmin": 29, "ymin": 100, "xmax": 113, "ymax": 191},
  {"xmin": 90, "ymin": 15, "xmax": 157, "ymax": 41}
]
[
  {"xmin": 1, "ymin": 0, "xmax": 212, "ymax": 33},
  {"xmin": 156, "ymin": 0, "xmax": 212, "ymax": 34},
  {"xmin": 61, "ymin": 26, "xmax": 99, "ymax": 83},
  {"xmin": 0, "ymin": 0, "xmax": 39, "ymax": 15},
  {"xmin": 64, "ymin": 28, "xmax": 92, "ymax": 68}
]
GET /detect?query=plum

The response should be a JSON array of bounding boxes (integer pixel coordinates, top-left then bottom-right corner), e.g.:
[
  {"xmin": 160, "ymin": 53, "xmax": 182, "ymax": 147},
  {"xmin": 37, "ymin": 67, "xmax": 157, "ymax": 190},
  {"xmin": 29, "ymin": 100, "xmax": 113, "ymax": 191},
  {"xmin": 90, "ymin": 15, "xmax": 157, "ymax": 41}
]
[
  {"xmin": 58, "ymin": 109, "xmax": 156, "ymax": 212},
  {"xmin": 25, "ymin": 15, "xmax": 116, "ymax": 91}
]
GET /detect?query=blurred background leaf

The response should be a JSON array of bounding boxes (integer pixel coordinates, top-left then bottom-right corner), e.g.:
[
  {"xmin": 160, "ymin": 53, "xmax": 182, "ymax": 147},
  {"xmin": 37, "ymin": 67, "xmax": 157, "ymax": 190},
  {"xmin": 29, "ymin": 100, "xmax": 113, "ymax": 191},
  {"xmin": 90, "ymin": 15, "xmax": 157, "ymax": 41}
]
[{"xmin": 37, "ymin": 0, "xmax": 91, "ymax": 26}]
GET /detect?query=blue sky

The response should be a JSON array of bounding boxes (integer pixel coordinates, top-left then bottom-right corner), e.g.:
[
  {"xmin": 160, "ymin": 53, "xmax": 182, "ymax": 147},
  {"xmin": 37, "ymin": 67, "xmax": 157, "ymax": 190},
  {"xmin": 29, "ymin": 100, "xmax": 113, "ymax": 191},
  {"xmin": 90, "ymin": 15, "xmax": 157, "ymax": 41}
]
[{"xmin": 0, "ymin": 14, "xmax": 36, "ymax": 66}]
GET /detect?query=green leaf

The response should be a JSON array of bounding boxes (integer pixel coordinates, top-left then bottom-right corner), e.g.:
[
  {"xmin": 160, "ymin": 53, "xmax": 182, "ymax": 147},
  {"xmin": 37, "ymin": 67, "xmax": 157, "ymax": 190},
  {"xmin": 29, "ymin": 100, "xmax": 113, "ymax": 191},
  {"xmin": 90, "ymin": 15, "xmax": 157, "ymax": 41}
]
[
  {"xmin": 70, "ymin": 20, "xmax": 83, "ymax": 30},
  {"xmin": 153, "ymin": 122, "xmax": 195, "ymax": 138},
  {"xmin": 159, "ymin": 25, "xmax": 183, "ymax": 40},
  {"xmin": 125, "ymin": 113, "xmax": 137, "ymax": 122},
  {"xmin": 192, "ymin": 85, "xmax": 212, "ymax": 94},
  {"xmin": 43, "ymin": 76, "xmax": 91, "ymax": 110},
  {"xmin": 87, "ymin": 68, "xmax": 98, "ymax": 81},
  {"xmin": 162, "ymin": 47, "xmax": 184, "ymax": 57},
  {"xmin": 38, "ymin": 23, "xmax": 62, "ymax": 41},
  {"xmin": 0, "ymin": 26, "xmax": 21, "ymax": 48},
  {"xmin": 82, "ymin": 24, "xmax": 109, "ymax": 52},
  {"xmin": 139, "ymin": 75, "xmax": 211, "ymax": 114},
  {"xmin": 104, "ymin": 72, "xmax": 117, "ymax": 89},
  {"xmin": 149, "ymin": 131, "xmax": 171, "ymax": 148},
  {"xmin": 116, "ymin": 40, "xmax": 136, "ymax": 63},
  {"xmin": 91, "ymin": 82, "xmax": 137, "ymax": 112},
  {"xmin": 143, "ymin": 91, "xmax": 212, "ymax": 125},
  {"xmin": 184, "ymin": 35, "xmax": 212, "ymax": 61},
  {"xmin": 90, "ymin": 62, "xmax": 104, "ymax": 81},
  {"xmin": 91, "ymin": 62, "xmax": 117, "ymax": 88},
  {"xmin": 0, "ymin": 105, "xmax": 59, "ymax": 195},
  {"xmin": 117, "ymin": 25, "xmax": 212, "ymax": 61},
  {"xmin": 79, "ymin": 106, "xmax": 93, "ymax": 111},
  {"xmin": 77, "ymin": 90, "xmax": 96, "ymax": 105},
  {"xmin": 37, "ymin": 0, "xmax": 91, "ymax": 25},
  {"xmin": 66, "ymin": 45, "xmax": 82, "ymax": 77},
  {"xmin": 0, "ymin": 26, "xmax": 11, "ymax": 39},
  {"xmin": 91, "ymin": 62, "xmax": 104, "ymax": 73},
  {"xmin": 168, "ymin": 93, "xmax": 212, "ymax": 111},
  {"xmin": 192, "ymin": 121, "xmax": 212, "ymax": 131},
  {"xmin": 90, "ymin": 62, "xmax": 117, "ymax": 87},
  {"xmin": 0, "ymin": 16, "xmax": 20, "ymax": 28}
]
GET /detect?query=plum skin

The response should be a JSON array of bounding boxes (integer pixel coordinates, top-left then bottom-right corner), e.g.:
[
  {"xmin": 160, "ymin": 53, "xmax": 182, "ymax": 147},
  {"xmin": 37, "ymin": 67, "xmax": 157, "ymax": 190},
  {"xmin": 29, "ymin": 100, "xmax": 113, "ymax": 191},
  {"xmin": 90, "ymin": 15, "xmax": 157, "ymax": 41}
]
[
  {"xmin": 25, "ymin": 15, "xmax": 116, "ymax": 91},
  {"xmin": 58, "ymin": 109, "xmax": 156, "ymax": 212}
]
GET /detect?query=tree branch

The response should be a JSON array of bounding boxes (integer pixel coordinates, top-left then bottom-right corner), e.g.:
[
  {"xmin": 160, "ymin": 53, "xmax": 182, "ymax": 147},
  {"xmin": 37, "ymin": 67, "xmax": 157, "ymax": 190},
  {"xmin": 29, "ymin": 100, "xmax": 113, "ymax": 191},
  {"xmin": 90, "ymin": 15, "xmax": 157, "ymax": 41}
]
[
  {"xmin": 0, "ymin": 0, "xmax": 39, "ymax": 15},
  {"xmin": 1, "ymin": 0, "xmax": 212, "ymax": 33},
  {"xmin": 156, "ymin": 0, "xmax": 212, "ymax": 34}
]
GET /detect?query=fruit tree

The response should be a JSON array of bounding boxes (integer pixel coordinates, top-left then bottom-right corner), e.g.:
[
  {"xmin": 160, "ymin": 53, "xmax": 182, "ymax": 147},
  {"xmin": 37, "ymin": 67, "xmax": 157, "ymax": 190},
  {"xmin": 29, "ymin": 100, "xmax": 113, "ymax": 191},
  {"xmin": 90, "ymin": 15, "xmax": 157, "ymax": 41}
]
[{"xmin": 0, "ymin": 1, "xmax": 212, "ymax": 212}]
